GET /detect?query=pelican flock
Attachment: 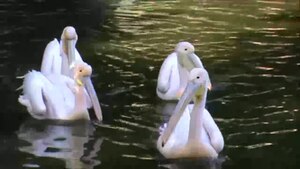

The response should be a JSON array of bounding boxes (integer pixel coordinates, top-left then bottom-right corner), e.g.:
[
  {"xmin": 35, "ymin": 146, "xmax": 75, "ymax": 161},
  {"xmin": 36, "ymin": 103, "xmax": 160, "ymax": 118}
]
[
  {"xmin": 17, "ymin": 26, "xmax": 224, "ymax": 160},
  {"xmin": 156, "ymin": 42, "xmax": 211, "ymax": 100},
  {"xmin": 18, "ymin": 26, "xmax": 102, "ymax": 121},
  {"xmin": 157, "ymin": 68, "xmax": 224, "ymax": 158}
]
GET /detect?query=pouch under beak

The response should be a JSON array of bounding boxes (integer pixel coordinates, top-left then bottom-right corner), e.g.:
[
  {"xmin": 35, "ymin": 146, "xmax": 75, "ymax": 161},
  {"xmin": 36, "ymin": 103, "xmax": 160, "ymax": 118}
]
[{"xmin": 84, "ymin": 77, "xmax": 103, "ymax": 121}]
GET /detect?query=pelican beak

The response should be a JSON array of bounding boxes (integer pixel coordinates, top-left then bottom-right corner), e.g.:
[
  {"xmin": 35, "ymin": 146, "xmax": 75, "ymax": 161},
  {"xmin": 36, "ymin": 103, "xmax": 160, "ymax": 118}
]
[
  {"xmin": 67, "ymin": 39, "xmax": 76, "ymax": 68},
  {"xmin": 84, "ymin": 77, "xmax": 103, "ymax": 121},
  {"xmin": 207, "ymin": 83, "xmax": 212, "ymax": 91},
  {"xmin": 76, "ymin": 79, "xmax": 84, "ymax": 86},
  {"xmin": 161, "ymin": 81, "xmax": 200, "ymax": 146},
  {"xmin": 187, "ymin": 53, "xmax": 202, "ymax": 68}
]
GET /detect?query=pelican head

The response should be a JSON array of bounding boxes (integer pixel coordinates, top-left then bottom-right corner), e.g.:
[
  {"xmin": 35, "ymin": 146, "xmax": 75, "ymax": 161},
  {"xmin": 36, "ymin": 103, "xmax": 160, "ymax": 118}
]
[
  {"xmin": 188, "ymin": 68, "xmax": 210, "ymax": 98},
  {"xmin": 161, "ymin": 68, "xmax": 210, "ymax": 146},
  {"xmin": 175, "ymin": 42, "xmax": 195, "ymax": 56},
  {"xmin": 73, "ymin": 62, "xmax": 92, "ymax": 86},
  {"xmin": 175, "ymin": 42, "xmax": 197, "ymax": 67},
  {"xmin": 61, "ymin": 26, "xmax": 78, "ymax": 41},
  {"xmin": 61, "ymin": 26, "xmax": 78, "ymax": 67}
]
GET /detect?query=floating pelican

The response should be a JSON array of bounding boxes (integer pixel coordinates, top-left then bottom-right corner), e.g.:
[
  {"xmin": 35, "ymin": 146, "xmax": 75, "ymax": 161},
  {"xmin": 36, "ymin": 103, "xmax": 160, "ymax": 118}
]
[
  {"xmin": 18, "ymin": 62, "xmax": 99, "ymax": 120},
  {"xmin": 157, "ymin": 68, "xmax": 223, "ymax": 159},
  {"xmin": 39, "ymin": 26, "xmax": 102, "ymax": 121},
  {"xmin": 156, "ymin": 42, "xmax": 211, "ymax": 100}
]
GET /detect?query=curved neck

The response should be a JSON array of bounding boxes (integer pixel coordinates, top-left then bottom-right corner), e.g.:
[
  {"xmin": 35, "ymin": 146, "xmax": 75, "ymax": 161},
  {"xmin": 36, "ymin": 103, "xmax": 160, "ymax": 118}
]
[{"xmin": 188, "ymin": 88, "xmax": 207, "ymax": 142}]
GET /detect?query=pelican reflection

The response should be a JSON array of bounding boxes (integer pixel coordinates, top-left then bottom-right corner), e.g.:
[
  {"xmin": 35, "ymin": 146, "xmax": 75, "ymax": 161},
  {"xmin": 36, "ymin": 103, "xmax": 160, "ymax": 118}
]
[
  {"xmin": 17, "ymin": 119, "xmax": 103, "ymax": 169},
  {"xmin": 158, "ymin": 157, "xmax": 224, "ymax": 169}
]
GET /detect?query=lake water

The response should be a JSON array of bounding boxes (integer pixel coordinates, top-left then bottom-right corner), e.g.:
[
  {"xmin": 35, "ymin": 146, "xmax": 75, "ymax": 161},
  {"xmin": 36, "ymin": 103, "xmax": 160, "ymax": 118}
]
[{"xmin": 0, "ymin": 0, "xmax": 299, "ymax": 169}]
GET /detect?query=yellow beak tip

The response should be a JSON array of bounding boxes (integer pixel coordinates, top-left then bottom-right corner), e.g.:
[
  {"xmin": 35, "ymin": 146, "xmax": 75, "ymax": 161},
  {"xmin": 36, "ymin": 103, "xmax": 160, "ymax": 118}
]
[{"xmin": 76, "ymin": 79, "xmax": 84, "ymax": 86}]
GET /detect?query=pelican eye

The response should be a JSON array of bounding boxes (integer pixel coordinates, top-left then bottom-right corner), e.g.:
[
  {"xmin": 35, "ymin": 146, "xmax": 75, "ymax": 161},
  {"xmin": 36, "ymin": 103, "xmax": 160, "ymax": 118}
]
[
  {"xmin": 79, "ymin": 69, "xmax": 83, "ymax": 73},
  {"xmin": 196, "ymin": 76, "xmax": 200, "ymax": 79},
  {"xmin": 184, "ymin": 48, "xmax": 187, "ymax": 51}
]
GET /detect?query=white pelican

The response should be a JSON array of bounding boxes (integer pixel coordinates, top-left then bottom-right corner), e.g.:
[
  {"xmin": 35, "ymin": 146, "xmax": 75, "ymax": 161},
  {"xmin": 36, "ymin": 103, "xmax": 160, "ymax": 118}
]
[
  {"xmin": 157, "ymin": 68, "xmax": 223, "ymax": 159},
  {"xmin": 156, "ymin": 42, "xmax": 211, "ymax": 100},
  {"xmin": 39, "ymin": 26, "xmax": 102, "ymax": 121},
  {"xmin": 18, "ymin": 62, "xmax": 99, "ymax": 120}
]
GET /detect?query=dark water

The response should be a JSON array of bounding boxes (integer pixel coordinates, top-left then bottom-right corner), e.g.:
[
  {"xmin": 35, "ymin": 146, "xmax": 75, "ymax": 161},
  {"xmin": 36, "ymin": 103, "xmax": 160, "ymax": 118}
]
[{"xmin": 0, "ymin": 0, "xmax": 300, "ymax": 168}]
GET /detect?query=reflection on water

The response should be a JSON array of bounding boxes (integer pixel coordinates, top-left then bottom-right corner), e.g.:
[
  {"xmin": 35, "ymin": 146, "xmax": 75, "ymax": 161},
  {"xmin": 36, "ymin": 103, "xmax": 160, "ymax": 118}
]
[
  {"xmin": 0, "ymin": 0, "xmax": 299, "ymax": 169},
  {"xmin": 17, "ymin": 119, "xmax": 102, "ymax": 169},
  {"xmin": 158, "ymin": 157, "xmax": 224, "ymax": 169}
]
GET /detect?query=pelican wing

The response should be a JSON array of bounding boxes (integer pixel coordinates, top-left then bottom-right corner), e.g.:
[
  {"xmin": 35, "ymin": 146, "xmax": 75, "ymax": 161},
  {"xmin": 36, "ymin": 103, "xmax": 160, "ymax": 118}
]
[
  {"xmin": 19, "ymin": 71, "xmax": 53, "ymax": 119},
  {"xmin": 157, "ymin": 53, "xmax": 177, "ymax": 94},
  {"xmin": 203, "ymin": 109, "xmax": 224, "ymax": 153},
  {"xmin": 75, "ymin": 49, "xmax": 83, "ymax": 62},
  {"xmin": 41, "ymin": 39, "xmax": 62, "ymax": 74}
]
